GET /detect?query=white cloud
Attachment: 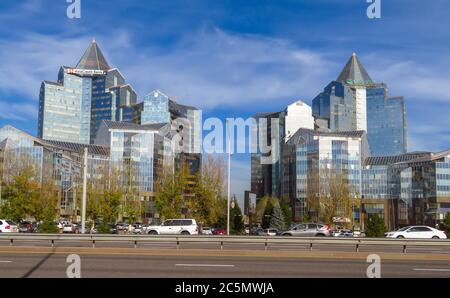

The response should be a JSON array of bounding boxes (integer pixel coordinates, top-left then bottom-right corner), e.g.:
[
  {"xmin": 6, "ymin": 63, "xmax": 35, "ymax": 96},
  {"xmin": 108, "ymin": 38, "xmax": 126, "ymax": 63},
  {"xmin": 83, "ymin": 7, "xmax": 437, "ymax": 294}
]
[
  {"xmin": 0, "ymin": 28, "xmax": 333, "ymax": 119},
  {"xmin": 109, "ymin": 28, "xmax": 334, "ymax": 109}
]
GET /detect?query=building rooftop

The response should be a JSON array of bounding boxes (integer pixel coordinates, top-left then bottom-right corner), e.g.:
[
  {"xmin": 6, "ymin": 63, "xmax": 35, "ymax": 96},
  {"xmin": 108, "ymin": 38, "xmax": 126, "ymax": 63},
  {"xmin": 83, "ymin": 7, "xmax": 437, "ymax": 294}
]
[
  {"xmin": 43, "ymin": 80, "xmax": 62, "ymax": 86},
  {"xmin": 364, "ymin": 152, "xmax": 431, "ymax": 166},
  {"xmin": 398, "ymin": 149, "xmax": 450, "ymax": 164},
  {"xmin": 41, "ymin": 139, "xmax": 110, "ymax": 156},
  {"xmin": 102, "ymin": 120, "xmax": 167, "ymax": 131},
  {"xmin": 76, "ymin": 40, "xmax": 111, "ymax": 71},
  {"xmin": 336, "ymin": 52, "xmax": 374, "ymax": 84},
  {"xmin": 287, "ymin": 128, "xmax": 366, "ymax": 146}
]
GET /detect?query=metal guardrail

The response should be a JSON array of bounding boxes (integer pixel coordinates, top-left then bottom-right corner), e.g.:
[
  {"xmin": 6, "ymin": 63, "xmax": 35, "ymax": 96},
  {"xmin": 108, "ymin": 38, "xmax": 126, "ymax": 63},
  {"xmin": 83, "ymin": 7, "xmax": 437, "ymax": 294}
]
[{"xmin": 0, "ymin": 234, "xmax": 449, "ymax": 253}]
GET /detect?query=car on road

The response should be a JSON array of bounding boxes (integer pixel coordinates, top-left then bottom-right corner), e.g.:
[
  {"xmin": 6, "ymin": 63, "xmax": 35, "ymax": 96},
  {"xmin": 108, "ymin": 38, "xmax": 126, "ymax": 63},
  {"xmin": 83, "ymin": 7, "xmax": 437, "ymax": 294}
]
[
  {"xmin": 56, "ymin": 222, "xmax": 64, "ymax": 230},
  {"xmin": 385, "ymin": 226, "xmax": 447, "ymax": 239},
  {"xmin": 255, "ymin": 228, "xmax": 280, "ymax": 236},
  {"xmin": 212, "ymin": 228, "xmax": 226, "ymax": 235},
  {"xmin": 332, "ymin": 229, "xmax": 354, "ymax": 237},
  {"xmin": 0, "ymin": 220, "xmax": 19, "ymax": 233},
  {"xmin": 132, "ymin": 223, "xmax": 143, "ymax": 234},
  {"xmin": 281, "ymin": 223, "xmax": 331, "ymax": 237},
  {"xmin": 18, "ymin": 221, "xmax": 35, "ymax": 233},
  {"xmin": 201, "ymin": 227, "xmax": 213, "ymax": 235},
  {"xmin": 144, "ymin": 219, "xmax": 199, "ymax": 235},
  {"xmin": 62, "ymin": 224, "xmax": 75, "ymax": 233}
]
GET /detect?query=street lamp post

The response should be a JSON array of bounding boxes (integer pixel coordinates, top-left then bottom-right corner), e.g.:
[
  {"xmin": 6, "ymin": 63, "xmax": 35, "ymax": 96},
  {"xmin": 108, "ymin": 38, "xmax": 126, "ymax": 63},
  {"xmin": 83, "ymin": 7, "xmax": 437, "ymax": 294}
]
[
  {"xmin": 81, "ymin": 148, "xmax": 88, "ymax": 234},
  {"xmin": 226, "ymin": 119, "xmax": 231, "ymax": 236}
]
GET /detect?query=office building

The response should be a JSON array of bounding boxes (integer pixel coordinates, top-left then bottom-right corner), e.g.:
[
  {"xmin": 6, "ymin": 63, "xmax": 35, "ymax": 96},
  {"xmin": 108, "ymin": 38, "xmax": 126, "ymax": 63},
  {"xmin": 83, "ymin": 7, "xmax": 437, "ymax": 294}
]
[
  {"xmin": 282, "ymin": 129, "xmax": 370, "ymax": 222},
  {"xmin": 38, "ymin": 40, "xmax": 137, "ymax": 145},
  {"xmin": 251, "ymin": 100, "xmax": 315, "ymax": 199},
  {"xmin": 312, "ymin": 53, "xmax": 407, "ymax": 156}
]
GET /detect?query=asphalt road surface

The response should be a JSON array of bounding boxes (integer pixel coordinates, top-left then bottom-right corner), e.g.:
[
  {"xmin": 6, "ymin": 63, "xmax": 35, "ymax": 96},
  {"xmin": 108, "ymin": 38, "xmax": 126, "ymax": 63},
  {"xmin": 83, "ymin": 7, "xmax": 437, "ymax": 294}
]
[
  {"xmin": 0, "ymin": 253, "xmax": 449, "ymax": 278},
  {"xmin": 1, "ymin": 239, "xmax": 450, "ymax": 254},
  {"xmin": 1, "ymin": 237, "xmax": 449, "ymax": 278}
]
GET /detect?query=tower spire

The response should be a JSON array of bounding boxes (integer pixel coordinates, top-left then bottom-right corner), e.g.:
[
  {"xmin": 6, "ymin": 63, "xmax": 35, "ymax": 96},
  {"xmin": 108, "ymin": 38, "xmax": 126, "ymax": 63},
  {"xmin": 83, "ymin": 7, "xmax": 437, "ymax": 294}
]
[
  {"xmin": 76, "ymin": 40, "xmax": 110, "ymax": 71},
  {"xmin": 336, "ymin": 52, "xmax": 373, "ymax": 84}
]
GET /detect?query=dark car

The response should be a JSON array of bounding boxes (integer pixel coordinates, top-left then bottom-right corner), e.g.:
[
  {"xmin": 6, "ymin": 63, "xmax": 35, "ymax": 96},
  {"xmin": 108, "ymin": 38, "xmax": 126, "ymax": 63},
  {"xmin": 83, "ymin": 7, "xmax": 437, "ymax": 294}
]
[
  {"xmin": 212, "ymin": 228, "xmax": 226, "ymax": 235},
  {"xmin": 18, "ymin": 221, "xmax": 34, "ymax": 233}
]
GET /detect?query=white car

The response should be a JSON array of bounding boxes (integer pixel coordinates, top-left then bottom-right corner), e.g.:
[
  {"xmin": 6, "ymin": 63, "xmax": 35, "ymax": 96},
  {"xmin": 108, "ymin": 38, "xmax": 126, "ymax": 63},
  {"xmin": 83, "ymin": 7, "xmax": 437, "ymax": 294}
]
[
  {"xmin": 0, "ymin": 220, "xmax": 19, "ymax": 233},
  {"xmin": 145, "ymin": 219, "xmax": 199, "ymax": 235},
  {"xmin": 62, "ymin": 224, "xmax": 75, "ymax": 233},
  {"xmin": 385, "ymin": 226, "xmax": 447, "ymax": 239},
  {"xmin": 201, "ymin": 227, "xmax": 213, "ymax": 235}
]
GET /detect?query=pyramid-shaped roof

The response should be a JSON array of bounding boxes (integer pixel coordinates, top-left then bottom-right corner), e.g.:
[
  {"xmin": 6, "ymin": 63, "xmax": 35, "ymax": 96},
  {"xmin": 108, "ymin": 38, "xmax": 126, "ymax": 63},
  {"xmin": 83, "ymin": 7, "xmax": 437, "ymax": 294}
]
[
  {"xmin": 336, "ymin": 53, "xmax": 373, "ymax": 84},
  {"xmin": 76, "ymin": 40, "xmax": 111, "ymax": 71}
]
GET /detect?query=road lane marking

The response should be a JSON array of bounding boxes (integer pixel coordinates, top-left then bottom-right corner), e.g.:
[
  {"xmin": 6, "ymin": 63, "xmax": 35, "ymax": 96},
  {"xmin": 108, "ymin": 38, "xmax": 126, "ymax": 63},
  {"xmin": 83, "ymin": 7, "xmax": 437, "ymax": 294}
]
[
  {"xmin": 0, "ymin": 261, "xmax": 12, "ymax": 263},
  {"xmin": 175, "ymin": 264, "xmax": 235, "ymax": 268},
  {"xmin": 413, "ymin": 268, "xmax": 450, "ymax": 272}
]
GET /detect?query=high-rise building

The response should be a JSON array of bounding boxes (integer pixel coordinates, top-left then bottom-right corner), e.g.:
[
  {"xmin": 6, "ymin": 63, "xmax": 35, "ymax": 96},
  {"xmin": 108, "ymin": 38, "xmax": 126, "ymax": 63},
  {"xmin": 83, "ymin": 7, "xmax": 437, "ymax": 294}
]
[
  {"xmin": 38, "ymin": 40, "xmax": 137, "ymax": 145},
  {"xmin": 312, "ymin": 53, "xmax": 407, "ymax": 156},
  {"xmin": 251, "ymin": 100, "xmax": 314, "ymax": 198},
  {"xmin": 137, "ymin": 90, "xmax": 202, "ymax": 155}
]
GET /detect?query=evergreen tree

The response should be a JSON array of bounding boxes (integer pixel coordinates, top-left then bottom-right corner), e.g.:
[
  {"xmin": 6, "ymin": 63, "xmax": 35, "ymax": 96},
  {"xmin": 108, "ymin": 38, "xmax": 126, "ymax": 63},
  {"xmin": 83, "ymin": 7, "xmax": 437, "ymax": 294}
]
[
  {"xmin": 230, "ymin": 197, "xmax": 244, "ymax": 234},
  {"xmin": 269, "ymin": 204, "xmax": 285, "ymax": 230},
  {"xmin": 262, "ymin": 203, "xmax": 273, "ymax": 229},
  {"xmin": 365, "ymin": 214, "xmax": 387, "ymax": 238},
  {"xmin": 279, "ymin": 197, "xmax": 292, "ymax": 228}
]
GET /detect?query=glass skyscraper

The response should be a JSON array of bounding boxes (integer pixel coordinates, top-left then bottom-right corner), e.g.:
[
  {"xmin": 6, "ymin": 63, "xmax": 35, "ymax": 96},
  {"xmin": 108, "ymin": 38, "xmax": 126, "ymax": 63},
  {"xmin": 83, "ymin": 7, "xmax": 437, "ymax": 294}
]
[
  {"xmin": 38, "ymin": 40, "xmax": 137, "ymax": 145},
  {"xmin": 312, "ymin": 53, "xmax": 407, "ymax": 156},
  {"xmin": 139, "ymin": 90, "xmax": 202, "ymax": 155},
  {"xmin": 251, "ymin": 101, "xmax": 315, "ymax": 199}
]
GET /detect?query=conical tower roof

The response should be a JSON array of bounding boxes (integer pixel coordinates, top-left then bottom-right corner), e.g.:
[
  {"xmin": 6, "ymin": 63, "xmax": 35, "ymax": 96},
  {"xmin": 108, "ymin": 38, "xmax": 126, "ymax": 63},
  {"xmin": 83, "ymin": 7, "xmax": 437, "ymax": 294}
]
[
  {"xmin": 76, "ymin": 40, "xmax": 111, "ymax": 71},
  {"xmin": 336, "ymin": 53, "xmax": 373, "ymax": 84}
]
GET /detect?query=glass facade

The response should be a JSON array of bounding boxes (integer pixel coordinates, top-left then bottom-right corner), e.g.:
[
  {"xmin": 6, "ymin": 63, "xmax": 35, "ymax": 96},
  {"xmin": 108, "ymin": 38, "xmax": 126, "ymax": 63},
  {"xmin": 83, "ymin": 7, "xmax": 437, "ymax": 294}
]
[
  {"xmin": 0, "ymin": 125, "xmax": 44, "ymax": 183},
  {"xmin": 140, "ymin": 90, "xmax": 201, "ymax": 154},
  {"xmin": 366, "ymin": 87, "xmax": 407, "ymax": 156},
  {"xmin": 312, "ymin": 53, "xmax": 407, "ymax": 157},
  {"xmin": 1, "ymin": 124, "xmax": 111, "ymax": 218},
  {"xmin": 285, "ymin": 129, "xmax": 367, "ymax": 220},
  {"xmin": 141, "ymin": 90, "xmax": 171, "ymax": 124},
  {"xmin": 39, "ymin": 41, "xmax": 138, "ymax": 145},
  {"xmin": 362, "ymin": 165, "xmax": 389, "ymax": 199},
  {"xmin": 95, "ymin": 121, "xmax": 171, "ymax": 195},
  {"xmin": 110, "ymin": 131, "xmax": 155, "ymax": 192},
  {"xmin": 38, "ymin": 68, "xmax": 92, "ymax": 144}
]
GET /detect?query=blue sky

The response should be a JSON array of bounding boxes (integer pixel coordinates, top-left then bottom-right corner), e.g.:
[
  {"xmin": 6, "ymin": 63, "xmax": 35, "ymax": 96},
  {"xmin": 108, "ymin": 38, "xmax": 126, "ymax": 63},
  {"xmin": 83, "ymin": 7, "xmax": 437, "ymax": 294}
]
[{"xmin": 1, "ymin": 0, "xmax": 450, "ymax": 205}]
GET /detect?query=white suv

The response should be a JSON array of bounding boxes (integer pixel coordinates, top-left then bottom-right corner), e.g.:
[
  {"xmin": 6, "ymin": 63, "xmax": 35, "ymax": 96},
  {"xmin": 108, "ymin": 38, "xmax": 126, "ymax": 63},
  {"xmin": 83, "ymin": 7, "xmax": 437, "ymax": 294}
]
[
  {"xmin": 145, "ymin": 219, "xmax": 199, "ymax": 235},
  {"xmin": 0, "ymin": 220, "xmax": 19, "ymax": 233}
]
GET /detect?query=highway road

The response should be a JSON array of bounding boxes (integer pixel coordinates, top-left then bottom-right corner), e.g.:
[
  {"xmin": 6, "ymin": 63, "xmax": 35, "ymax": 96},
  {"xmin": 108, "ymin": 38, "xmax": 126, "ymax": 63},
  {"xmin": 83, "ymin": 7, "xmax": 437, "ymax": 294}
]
[
  {"xmin": 1, "ymin": 239, "xmax": 450, "ymax": 254},
  {"xmin": 1, "ymin": 236, "xmax": 450, "ymax": 278},
  {"xmin": 0, "ymin": 252, "xmax": 449, "ymax": 278}
]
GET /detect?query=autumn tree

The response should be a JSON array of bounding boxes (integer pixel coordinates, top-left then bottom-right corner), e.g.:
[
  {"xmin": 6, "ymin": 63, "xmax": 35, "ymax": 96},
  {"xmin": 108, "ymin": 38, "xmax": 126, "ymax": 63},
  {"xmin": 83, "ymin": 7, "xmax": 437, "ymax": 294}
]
[
  {"xmin": 154, "ymin": 165, "xmax": 190, "ymax": 221},
  {"xmin": 189, "ymin": 155, "xmax": 227, "ymax": 227},
  {"xmin": 0, "ymin": 168, "xmax": 40, "ymax": 222},
  {"xmin": 32, "ymin": 181, "xmax": 59, "ymax": 233}
]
